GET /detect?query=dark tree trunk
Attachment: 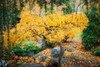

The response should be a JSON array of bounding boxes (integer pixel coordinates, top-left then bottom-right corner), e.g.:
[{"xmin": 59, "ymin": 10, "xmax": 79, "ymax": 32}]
[
  {"xmin": 44, "ymin": 0, "xmax": 47, "ymax": 13},
  {"xmin": 51, "ymin": 0, "xmax": 53, "ymax": 13},
  {"xmin": 0, "ymin": 0, "xmax": 4, "ymax": 59}
]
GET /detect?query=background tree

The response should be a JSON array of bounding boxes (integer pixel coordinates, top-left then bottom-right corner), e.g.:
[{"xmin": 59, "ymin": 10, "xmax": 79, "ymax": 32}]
[
  {"xmin": 0, "ymin": 0, "xmax": 27, "ymax": 60},
  {"xmin": 82, "ymin": 0, "xmax": 100, "ymax": 50}
]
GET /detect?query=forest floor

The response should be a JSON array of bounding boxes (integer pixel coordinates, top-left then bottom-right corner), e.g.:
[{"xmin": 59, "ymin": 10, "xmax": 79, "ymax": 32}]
[
  {"xmin": 36, "ymin": 38, "xmax": 100, "ymax": 67},
  {"xmin": 9, "ymin": 38, "xmax": 100, "ymax": 67}
]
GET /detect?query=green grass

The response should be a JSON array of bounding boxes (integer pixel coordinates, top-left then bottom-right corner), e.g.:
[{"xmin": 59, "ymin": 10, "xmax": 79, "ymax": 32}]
[{"xmin": 74, "ymin": 34, "xmax": 81, "ymax": 38}]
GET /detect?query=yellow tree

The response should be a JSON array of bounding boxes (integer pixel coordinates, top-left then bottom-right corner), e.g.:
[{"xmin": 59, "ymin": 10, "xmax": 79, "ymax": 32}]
[{"xmin": 3, "ymin": 7, "xmax": 89, "ymax": 67}]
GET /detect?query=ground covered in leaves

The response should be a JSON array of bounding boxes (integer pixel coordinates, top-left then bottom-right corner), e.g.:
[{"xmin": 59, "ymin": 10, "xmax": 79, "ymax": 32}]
[
  {"xmin": 8, "ymin": 38, "xmax": 100, "ymax": 67},
  {"xmin": 39, "ymin": 39, "xmax": 100, "ymax": 67}
]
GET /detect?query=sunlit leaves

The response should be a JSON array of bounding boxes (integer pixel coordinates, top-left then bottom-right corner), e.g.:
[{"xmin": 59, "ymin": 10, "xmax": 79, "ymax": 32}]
[{"xmin": 3, "ymin": 8, "xmax": 89, "ymax": 48}]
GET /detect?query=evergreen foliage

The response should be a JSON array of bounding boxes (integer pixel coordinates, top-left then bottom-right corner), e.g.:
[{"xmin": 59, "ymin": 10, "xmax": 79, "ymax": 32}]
[{"xmin": 82, "ymin": 1, "xmax": 100, "ymax": 50}]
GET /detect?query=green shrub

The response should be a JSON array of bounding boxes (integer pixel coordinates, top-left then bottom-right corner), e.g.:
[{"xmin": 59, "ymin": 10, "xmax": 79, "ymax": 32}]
[
  {"xmin": 17, "ymin": 61, "xmax": 26, "ymax": 65},
  {"xmin": 82, "ymin": 6, "xmax": 100, "ymax": 50},
  {"xmin": 46, "ymin": 41, "xmax": 55, "ymax": 48},
  {"xmin": 82, "ymin": 23, "xmax": 98, "ymax": 50},
  {"xmin": 91, "ymin": 46, "xmax": 100, "ymax": 56},
  {"xmin": 44, "ymin": 7, "xmax": 55, "ymax": 16},
  {"xmin": 11, "ymin": 40, "xmax": 40, "ymax": 56}
]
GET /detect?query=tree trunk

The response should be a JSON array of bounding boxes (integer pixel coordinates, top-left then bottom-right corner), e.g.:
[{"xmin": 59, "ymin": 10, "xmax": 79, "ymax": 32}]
[
  {"xmin": 0, "ymin": 0, "xmax": 4, "ymax": 59},
  {"xmin": 58, "ymin": 42, "xmax": 64, "ymax": 67},
  {"xmin": 51, "ymin": 0, "xmax": 53, "ymax": 13},
  {"xmin": 44, "ymin": 0, "xmax": 47, "ymax": 13}
]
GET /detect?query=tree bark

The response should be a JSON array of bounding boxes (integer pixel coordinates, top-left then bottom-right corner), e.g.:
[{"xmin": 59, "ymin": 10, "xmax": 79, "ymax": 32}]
[{"xmin": 58, "ymin": 42, "xmax": 64, "ymax": 67}]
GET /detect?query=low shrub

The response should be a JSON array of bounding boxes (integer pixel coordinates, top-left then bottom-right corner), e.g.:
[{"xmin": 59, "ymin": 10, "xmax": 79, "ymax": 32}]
[
  {"xmin": 11, "ymin": 40, "xmax": 40, "ymax": 56},
  {"xmin": 17, "ymin": 61, "xmax": 26, "ymax": 65},
  {"xmin": 46, "ymin": 41, "xmax": 55, "ymax": 48},
  {"xmin": 91, "ymin": 46, "xmax": 100, "ymax": 56}
]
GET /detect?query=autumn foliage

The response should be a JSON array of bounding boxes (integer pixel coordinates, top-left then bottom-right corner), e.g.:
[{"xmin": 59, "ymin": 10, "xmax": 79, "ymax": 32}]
[{"xmin": 3, "ymin": 8, "xmax": 89, "ymax": 49}]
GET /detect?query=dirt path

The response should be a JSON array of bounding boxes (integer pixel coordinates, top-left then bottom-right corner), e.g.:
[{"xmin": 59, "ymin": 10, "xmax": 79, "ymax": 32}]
[
  {"xmin": 17, "ymin": 38, "xmax": 100, "ymax": 67},
  {"xmin": 35, "ymin": 38, "xmax": 100, "ymax": 67}
]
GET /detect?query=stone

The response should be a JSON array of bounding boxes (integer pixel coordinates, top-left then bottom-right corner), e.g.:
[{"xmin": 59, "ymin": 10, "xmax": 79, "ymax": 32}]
[
  {"xmin": 73, "ymin": 51, "xmax": 81, "ymax": 55},
  {"xmin": 71, "ymin": 65, "xmax": 91, "ymax": 67},
  {"xmin": 35, "ymin": 39, "xmax": 46, "ymax": 50},
  {"xmin": 17, "ymin": 13, "xmax": 21, "ymax": 18},
  {"xmin": 47, "ymin": 58, "xmax": 58, "ymax": 67},
  {"xmin": 71, "ymin": 65, "xmax": 81, "ymax": 67},
  {"xmin": 51, "ymin": 47, "xmax": 60, "ymax": 58},
  {"xmin": 69, "ymin": 43, "xmax": 79, "ymax": 47},
  {"xmin": 51, "ymin": 47, "xmax": 65, "ymax": 58},
  {"xmin": 83, "ymin": 60, "xmax": 90, "ymax": 66},
  {"xmin": 64, "ymin": 56, "xmax": 69, "ymax": 60},
  {"xmin": 89, "ymin": 58, "xmax": 97, "ymax": 61},
  {"xmin": 40, "ymin": 56, "xmax": 47, "ymax": 62},
  {"xmin": 17, "ymin": 63, "xmax": 44, "ymax": 67},
  {"xmin": 70, "ymin": 56, "xmax": 79, "ymax": 60},
  {"xmin": 33, "ymin": 53, "xmax": 42, "ymax": 59},
  {"xmin": 28, "ymin": 52, "xmax": 34, "ymax": 56},
  {"xmin": 7, "ymin": 60, "xmax": 17, "ymax": 67},
  {"xmin": 48, "ymin": 56, "xmax": 70, "ymax": 66},
  {"xmin": 0, "ymin": 63, "xmax": 1, "ymax": 67},
  {"xmin": 65, "ymin": 47, "xmax": 74, "ymax": 52},
  {"xmin": 51, "ymin": 58, "xmax": 59, "ymax": 64},
  {"xmin": 79, "ymin": 55, "xmax": 87, "ymax": 59},
  {"xmin": 44, "ymin": 51, "xmax": 46, "ymax": 53},
  {"xmin": 0, "ymin": 59, "xmax": 7, "ymax": 67},
  {"xmin": 62, "ymin": 56, "xmax": 69, "ymax": 64},
  {"xmin": 92, "ymin": 62, "xmax": 100, "ymax": 64}
]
